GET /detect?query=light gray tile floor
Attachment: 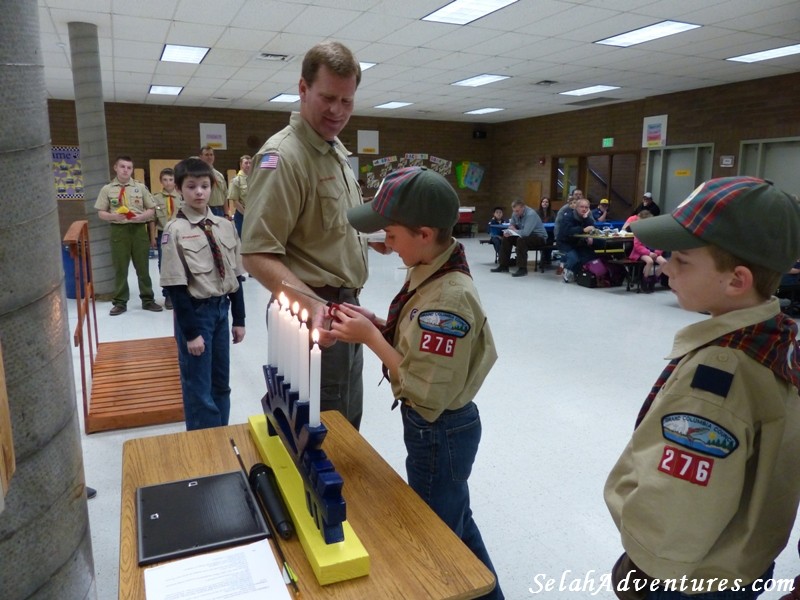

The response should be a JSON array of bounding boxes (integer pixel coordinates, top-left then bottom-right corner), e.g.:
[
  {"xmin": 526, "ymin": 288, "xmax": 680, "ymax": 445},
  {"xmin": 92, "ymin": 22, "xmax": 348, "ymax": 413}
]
[{"xmin": 69, "ymin": 236, "xmax": 800, "ymax": 599}]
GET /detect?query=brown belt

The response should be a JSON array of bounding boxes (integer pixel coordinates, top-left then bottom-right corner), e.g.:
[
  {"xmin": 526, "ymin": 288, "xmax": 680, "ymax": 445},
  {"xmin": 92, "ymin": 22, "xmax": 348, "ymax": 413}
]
[{"xmin": 309, "ymin": 285, "xmax": 361, "ymax": 302}]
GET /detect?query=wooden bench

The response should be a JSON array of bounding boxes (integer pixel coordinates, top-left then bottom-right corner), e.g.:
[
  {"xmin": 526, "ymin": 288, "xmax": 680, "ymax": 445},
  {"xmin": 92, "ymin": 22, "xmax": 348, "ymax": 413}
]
[
  {"xmin": 609, "ymin": 258, "xmax": 644, "ymax": 293},
  {"xmin": 64, "ymin": 221, "xmax": 184, "ymax": 434}
]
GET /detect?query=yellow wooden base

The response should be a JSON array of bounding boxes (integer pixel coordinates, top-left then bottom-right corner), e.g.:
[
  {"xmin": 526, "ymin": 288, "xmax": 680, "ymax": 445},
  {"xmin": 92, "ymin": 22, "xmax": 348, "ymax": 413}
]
[{"xmin": 248, "ymin": 414, "xmax": 370, "ymax": 585}]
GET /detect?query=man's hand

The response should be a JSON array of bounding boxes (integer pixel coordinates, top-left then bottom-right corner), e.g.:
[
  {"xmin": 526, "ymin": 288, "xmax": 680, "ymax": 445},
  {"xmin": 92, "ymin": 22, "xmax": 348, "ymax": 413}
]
[
  {"xmin": 310, "ymin": 304, "xmax": 338, "ymax": 348},
  {"xmin": 232, "ymin": 326, "xmax": 245, "ymax": 344}
]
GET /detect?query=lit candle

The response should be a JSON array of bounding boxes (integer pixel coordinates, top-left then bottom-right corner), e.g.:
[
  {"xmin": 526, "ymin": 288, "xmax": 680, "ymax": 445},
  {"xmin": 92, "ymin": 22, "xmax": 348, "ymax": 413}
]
[
  {"xmin": 277, "ymin": 292, "xmax": 290, "ymax": 376},
  {"xmin": 298, "ymin": 309, "xmax": 310, "ymax": 401},
  {"xmin": 309, "ymin": 329, "xmax": 321, "ymax": 427},
  {"xmin": 290, "ymin": 301, "xmax": 301, "ymax": 391}
]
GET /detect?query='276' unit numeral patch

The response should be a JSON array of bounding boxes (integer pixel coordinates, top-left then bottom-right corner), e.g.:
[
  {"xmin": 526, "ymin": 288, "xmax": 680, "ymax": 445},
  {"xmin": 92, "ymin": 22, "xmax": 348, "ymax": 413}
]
[
  {"xmin": 658, "ymin": 445, "xmax": 714, "ymax": 486},
  {"xmin": 419, "ymin": 331, "xmax": 456, "ymax": 357}
]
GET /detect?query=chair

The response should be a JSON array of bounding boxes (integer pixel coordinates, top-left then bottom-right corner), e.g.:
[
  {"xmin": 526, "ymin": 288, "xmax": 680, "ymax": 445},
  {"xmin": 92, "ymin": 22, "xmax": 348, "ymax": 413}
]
[{"xmin": 609, "ymin": 258, "xmax": 645, "ymax": 292}]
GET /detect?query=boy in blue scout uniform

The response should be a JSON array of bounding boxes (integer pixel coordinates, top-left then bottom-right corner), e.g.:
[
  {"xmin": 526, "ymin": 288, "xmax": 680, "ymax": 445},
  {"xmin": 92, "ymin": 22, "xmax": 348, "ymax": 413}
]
[
  {"xmin": 330, "ymin": 167, "xmax": 504, "ymax": 600},
  {"xmin": 604, "ymin": 177, "xmax": 800, "ymax": 599},
  {"xmin": 159, "ymin": 158, "xmax": 246, "ymax": 431}
]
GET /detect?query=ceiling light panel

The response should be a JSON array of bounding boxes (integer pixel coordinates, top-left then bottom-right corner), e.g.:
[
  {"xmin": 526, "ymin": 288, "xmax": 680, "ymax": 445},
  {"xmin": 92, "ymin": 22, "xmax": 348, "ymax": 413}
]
[
  {"xmin": 560, "ymin": 85, "xmax": 620, "ymax": 96},
  {"xmin": 727, "ymin": 43, "xmax": 800, "ymax": 63},
  {"xmin": 465, "ymin": 107, "xmax": 504, "ymax": 114},
  {"xmin": 270, "ymin": 94, "xmax": 300, "ymax": 103},
  {"xmin": 161, "ymin": 44, "xmax": 209, "ymax": 64},
  {"xmin": 452, "ymin": 74, "xmax": 510, "ymax": 87},
  {"xmin": 149, "ymin": 85, "xmax": 182, "ymax": 95},
  {"xmin": 423, "ymin": 0, "xmax": 519, "ymax": 26},
  {"xmin": 375, "ymin": 101, "xmax": 413, "ymax": 109},
  {"xmin": 595, "ymin": 21, "xmax": 701, "ymax": 48}
]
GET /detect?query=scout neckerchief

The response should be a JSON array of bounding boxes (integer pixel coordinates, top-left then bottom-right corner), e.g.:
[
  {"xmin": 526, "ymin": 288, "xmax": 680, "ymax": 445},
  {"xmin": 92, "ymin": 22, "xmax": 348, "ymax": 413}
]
[
  {"xmin": 380, "ymin": 242, "xmax": 471, "ymax": 394},
  {"xmin": 176, "ymin": 209, "xmax": 225, "ymax": 279},
  {"xmin": 165, "ymin": 193, "xmax": 174, "ymax": 217},
  {"xmin": 635, "ymin": 312, "xmax": 800, "ymax": 428},
  {"xmin": 118, "ymin": 185, "xmax": 127, "ymax": 208}
]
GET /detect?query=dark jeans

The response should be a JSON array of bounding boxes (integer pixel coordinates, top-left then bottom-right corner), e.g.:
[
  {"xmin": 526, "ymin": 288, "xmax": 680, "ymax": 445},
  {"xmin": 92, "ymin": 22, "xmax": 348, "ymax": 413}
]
[
  {"xmin": 402, "ymin": 402, "xmax": 504, "ymax": 600},
  {"xmin": 110, "ymin": 223, "xmax": 154, "ymax": 306},
  {"xmin": 499, "ymin": 234, "xmax": 548, "ymax": 269},
  {"xmin": 647, "ymin": 563, "xmax": 774, "ymax": 599},
  {"xmin": 561, "ymin": 245, "xmax": 595, "ymax": 272},
  {"xmin": 234, "ymin": 210, "xmax": 244, "ymax": 238},
  {"xmin": 209, "ymin": 205, "xmax": 226, "ymax": 217},
  {"xmin": 175, "ymin": 295, "xmax": 231, "ymax": 430},
  {"xmin": 156, "ymin": 229, "xmax": 168, "ymax": 299}
]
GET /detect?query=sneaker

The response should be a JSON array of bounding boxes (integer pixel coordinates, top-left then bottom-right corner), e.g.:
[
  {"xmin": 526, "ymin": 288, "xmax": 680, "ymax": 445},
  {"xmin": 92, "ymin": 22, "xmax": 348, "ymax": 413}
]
[
  {"xmin": 109, "ymin": 304, "xmax": 127, "ymax": 316},
  {"xmin": 555, "ymin": 265, "xmax": 564, "ymax": 276},
  {"xmin": 563, "ymin": 269, "xmax": 575, "ymax": 283},
  {"xmin": 490, "ymin": 266, "xmax": 509, "ymax": 273},
  {"xmin": 164, "ymin": 296, "xmax": 173, "ymax": 310},
  {"xmin": 142, "ymin": 302, "xmax": 163, "ymax": 312},
  {"xmin": 511, "ymin": 268, "xmax": 528, "ymax": 277}
]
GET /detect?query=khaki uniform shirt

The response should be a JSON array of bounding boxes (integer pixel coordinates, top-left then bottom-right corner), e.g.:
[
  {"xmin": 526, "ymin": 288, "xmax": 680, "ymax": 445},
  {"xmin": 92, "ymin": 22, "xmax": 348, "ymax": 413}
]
[
  {"xmin": 208, "ymin": 168, "xmax": 228, "ymax": 208},
  {"xmin": 227, "ymin": 170, "xmax": 248, "ymax": 213},
  {"xmin": 152, "ymin": 190, "xmax": 182, "ymax": 230},
  {"xmin": 159, "ymin": 205, "xmax": 244, "ymax": 299},
  {"xmin": 391, "ymin": 240, "xmax": 497, "ymax": 422},
  {"xmin": 605, "ymin": 298, "xmax": 800, "ymax": 588},
  {"xmin": 94, "ymin": 178, "xmax": 154, "ymax": 224},
  {"xmin": 241, "ymin": 112, "xmax": 368, "ymax": 289}
]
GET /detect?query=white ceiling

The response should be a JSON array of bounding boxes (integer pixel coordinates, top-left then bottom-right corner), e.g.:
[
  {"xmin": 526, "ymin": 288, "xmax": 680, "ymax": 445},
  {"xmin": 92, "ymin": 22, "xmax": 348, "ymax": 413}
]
[{"xmin": 37, "ymin": 0, "xmax": 800, "ymax": 123}]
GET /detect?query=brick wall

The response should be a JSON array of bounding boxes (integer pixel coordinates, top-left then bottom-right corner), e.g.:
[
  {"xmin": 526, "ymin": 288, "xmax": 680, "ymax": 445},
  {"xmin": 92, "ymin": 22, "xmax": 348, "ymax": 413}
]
[{"xmin": 48, "ymin": 71, "xmax": 800, "ymax": 227}]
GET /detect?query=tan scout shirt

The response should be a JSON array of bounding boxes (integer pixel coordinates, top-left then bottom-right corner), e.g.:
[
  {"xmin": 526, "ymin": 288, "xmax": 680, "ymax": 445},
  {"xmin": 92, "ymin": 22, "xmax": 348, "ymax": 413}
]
[
  {"xmin": 152, "ymin": 190, "xmax": 181, "ymax": 230},
  {"xmin": 208, "ymin": 168, "xmax": 228, "ymax": 208},
  {"xmin": 241, "ymin": 112, "xmax": 368, "ymax": 289},
  {"xmin": 159, "ymin": 206, "xmax": 244, "ymax": 299},
  {"xmin": 94, "ymin": 178, "xmax": 155, "ymax": 223},
  {"xmin": 605, "ymin": 298, "xmax": 800, "ymax": 588},
  {"xmin": 227, "ymin": 171, "xmax": 248, "ymax": 213},
  {"xmin": 391, "ymin": 240, "xmax": 497, "ymax": 422}
]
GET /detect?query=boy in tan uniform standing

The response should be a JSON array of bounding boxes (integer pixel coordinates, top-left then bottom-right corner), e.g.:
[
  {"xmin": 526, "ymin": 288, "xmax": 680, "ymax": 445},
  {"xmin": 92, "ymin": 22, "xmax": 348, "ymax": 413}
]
[
  {"xmin": 331, "ymin": 167, "xmax": 503, "ymax": 599},
  {"xmin": 150, "ymin": 167, "xmax": 181, "ymax": 309},
  {"xmin": 605, "ymin": 177, "xmax": 800, "ymax": 599},
  {"xmin": 227, "ymin": 154, "xmax": 251, "ymax": 238},
  {"xmin": 94, "ymin": 155, "xmax": 162, "ymax": 315}
]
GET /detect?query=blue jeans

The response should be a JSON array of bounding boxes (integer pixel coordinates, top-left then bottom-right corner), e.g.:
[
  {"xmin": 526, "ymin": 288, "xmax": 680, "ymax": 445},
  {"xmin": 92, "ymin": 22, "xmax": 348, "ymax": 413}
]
[
  {"xmin": 209, "ymin": 205, "xmax": 226, "ymax": 217},
  {"xmin": 402, "ymin": 402, "xmax": 504, "ymax": 600},
  {"xmin": 175, "ymin": 295, "xmax": 231, "ymax": 430},
  {"xmin": 563, "ymin": 245, "xmax": 595, "ymax": 272},
  {"xmin": 647, "ymin": 563, "xmax": 774, "ymax": 599},
  {"xmin": 234, "ymin": 211, "xmax": 244, "ymax": 238}
]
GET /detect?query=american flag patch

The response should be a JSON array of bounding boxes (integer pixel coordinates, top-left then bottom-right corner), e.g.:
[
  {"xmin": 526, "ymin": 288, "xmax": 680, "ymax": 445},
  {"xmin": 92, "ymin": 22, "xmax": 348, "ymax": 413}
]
[{"xmin": 260, "ymin": 154, "xmax": 280, "ymax": 169}]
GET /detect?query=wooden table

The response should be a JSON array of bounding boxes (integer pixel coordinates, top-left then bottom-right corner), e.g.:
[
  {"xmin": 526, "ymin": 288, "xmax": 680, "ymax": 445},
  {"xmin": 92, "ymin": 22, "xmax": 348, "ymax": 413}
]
[{"xmin": 119, "ymin": 411, "xmax": 496, "ymax": 599}]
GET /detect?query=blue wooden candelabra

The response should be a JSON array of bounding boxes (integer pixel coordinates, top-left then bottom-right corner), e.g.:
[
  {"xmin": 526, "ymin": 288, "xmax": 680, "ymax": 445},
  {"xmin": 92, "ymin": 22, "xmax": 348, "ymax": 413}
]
[{"xmin": 261, "ymin": 364, "xmax": 346, "ymax": 544}]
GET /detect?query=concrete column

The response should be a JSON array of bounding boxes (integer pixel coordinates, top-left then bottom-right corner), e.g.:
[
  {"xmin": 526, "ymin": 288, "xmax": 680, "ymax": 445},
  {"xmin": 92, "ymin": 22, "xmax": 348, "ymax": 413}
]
[
  {"xmin": 0, "ymin": 2, "xmax": 96, "ymax": 599},
  {"xmin": 68, "ymin": 21, "xmax": 113, "ymax": 296}
]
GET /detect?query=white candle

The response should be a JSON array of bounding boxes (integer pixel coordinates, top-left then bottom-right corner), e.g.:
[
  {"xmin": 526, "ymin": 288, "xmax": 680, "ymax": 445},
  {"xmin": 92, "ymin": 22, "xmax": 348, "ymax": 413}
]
[
  {"xmin": 298, "ymin": 309, "xmax": 310, "ymax": 401},
  {"xmin": 277, "ymin": 292, "xmax": 290, "ymax": 376},
  {"xmin": 267, "ymin": 298, "xmax": 279, "ymax": 366},
  {"xmin": 290, "ymin": 302, "xmax": 301, "ymax": 391},
  {"xmin": 309, "ymin": 329, "xmax": 321, "ymax": 427}
]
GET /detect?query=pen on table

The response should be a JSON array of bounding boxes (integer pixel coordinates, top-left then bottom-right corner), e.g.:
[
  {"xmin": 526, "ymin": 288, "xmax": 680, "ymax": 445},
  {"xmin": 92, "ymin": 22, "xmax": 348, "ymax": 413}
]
[{"xmin": 229, "ymin": 438, "xmax": 301, "ymax": 596}]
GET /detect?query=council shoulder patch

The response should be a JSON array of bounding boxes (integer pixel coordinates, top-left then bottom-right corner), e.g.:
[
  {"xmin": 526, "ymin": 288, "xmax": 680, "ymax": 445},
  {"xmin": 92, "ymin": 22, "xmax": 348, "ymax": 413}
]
[
  {"xmin": 661, "ymin": 413, "xmax": 738, "ymax": 458},
  {"xmin": 417, "ymin": 310, "xmax": 470, "ymax": 338}
]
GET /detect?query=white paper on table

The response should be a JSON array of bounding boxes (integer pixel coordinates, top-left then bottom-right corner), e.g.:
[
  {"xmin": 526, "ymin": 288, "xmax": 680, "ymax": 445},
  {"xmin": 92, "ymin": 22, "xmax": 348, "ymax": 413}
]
[{"xmin": 143, "ymin": 539, "xmax": 291, "ymax": 600}]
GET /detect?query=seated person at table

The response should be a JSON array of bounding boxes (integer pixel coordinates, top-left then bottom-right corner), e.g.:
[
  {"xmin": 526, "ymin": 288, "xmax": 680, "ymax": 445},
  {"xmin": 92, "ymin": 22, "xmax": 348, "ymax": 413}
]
[
  {"xmin": 632, "ymin": 191, "xmax": 661, "ymax": 216},
  {"xmin": 592, "ymin": 198, "xmax": 610, "ymax": 222},
  {"xmin": 332, "ymin": 166, "xmax": 504, "ymax": 600},
  {"xmin": 605, "ymin": 176, "xmax": 800, "ymax": 600},
  {"xmin": 621, "ymin": 214, "xmax": 638, "ymax": 232},
  {"xmin": 490, "ymin": 199, "xmax": 548, "ymax": 277},
  {"xmin": 627, "ymin": 210, "xmax": 667, "ymax": 293},
  {"xmin": 487, "ymin": 206, "xmax": 507, "ymax": 254},
  {"xmin": 555, "ymin": 197, "xmax": 596, "ymax": 283},
  {"xmin": 538, "ymin": 196, "xmax": 556, "ymax": 266}
]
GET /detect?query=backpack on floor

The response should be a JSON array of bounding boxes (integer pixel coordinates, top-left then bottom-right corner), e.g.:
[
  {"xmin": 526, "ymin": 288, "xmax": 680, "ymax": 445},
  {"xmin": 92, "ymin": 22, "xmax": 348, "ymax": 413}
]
[
  {"xmin": 583, "ymin": 258, "xmax": 625, "ymax": 288},
  {"xmin": 576, "ymin": 270, "xmax": 597, "ymax": 288}
]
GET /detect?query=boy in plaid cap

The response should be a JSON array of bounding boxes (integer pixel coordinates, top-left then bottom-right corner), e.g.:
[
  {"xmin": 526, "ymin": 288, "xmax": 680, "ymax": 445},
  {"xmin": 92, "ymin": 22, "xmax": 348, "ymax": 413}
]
[
  {"xmin": 331, "ymin": 166, "xmax": 503, "ymax": 599},
  {"xmin": 605, "ymin": 176, "xmax": 800, "ymax": 599}
]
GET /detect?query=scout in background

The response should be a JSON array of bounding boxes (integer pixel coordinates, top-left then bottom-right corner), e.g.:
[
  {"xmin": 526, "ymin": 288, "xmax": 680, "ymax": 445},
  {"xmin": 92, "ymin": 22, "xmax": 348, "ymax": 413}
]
[
  {"xmin": 227, "ymin": 154, "xmax": 251, "ymax": 238},
  {"xmin": 150, "ymin": 167, "xmax": 182, "ymax": 309},
  {"xmin": 159, "ymin": 157, "xmax": 246, "ymax": 431},
  {"xmin": 605, "ymin": 176, "xmax": 800, "ymax": 599},
  {"xmin": 330, "ymin": 167, "xmax": 504, "ymax": 600}
]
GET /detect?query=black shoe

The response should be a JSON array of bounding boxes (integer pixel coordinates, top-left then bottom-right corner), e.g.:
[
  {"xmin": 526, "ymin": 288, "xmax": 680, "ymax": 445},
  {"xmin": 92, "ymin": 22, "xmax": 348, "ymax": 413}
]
[
  {"xmin": 109, "ymin": 305, "xmax": 126, "ymax": 316},
  {"xmin": 511, "ymin": 268, "xmax": 528, "ymax": 277},
  {"xmin": 86, "ymin": 486, "xmax": 97, "ymax": 499},
  {"xmin": 164, "ymin": 296, "xmax": 173, "ymax": 310},
  {"xmin": 490, "ymin": 266, "xmax": 509, "ymax": 273}
]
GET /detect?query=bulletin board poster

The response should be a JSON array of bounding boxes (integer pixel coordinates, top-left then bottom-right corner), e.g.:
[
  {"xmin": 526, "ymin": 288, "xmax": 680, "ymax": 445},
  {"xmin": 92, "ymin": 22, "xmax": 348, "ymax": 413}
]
[
  {"xmin": 455, "ymin": 161, "xmax": 484, "ymax": 190},
  {"xmin": 642, "ymin": 115, "xmax": 668, "ymax": 148},
  {"xmin": 52, "ymin": 145, "xmax": 84, "ymax": 199},
  {"xmin": 200, "ymin": 123, "xmax": 227, "ymax": 150}
]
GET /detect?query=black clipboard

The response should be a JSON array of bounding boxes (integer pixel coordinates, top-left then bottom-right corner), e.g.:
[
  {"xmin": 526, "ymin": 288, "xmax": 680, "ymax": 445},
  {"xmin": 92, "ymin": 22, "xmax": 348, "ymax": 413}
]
[{"xmin": 136, "ymin": 470, "xmax": 269, "ymax": 566}]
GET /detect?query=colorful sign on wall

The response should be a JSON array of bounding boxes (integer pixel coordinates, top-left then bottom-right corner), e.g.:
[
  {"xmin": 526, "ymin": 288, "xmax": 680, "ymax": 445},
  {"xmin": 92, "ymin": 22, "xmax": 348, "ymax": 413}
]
[{"xmin": 52, "ymin": 145, "xmax": 84, "ymax": 199}]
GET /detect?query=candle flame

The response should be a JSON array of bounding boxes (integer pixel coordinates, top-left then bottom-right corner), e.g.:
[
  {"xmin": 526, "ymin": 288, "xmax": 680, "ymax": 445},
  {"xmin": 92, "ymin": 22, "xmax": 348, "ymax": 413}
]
[
  {"xmin": 292, "ymin": 301, "xmax": 300, "ymax": 315},
  {"xmin": 278, "ymin": 291, "xmax": 288, "ymax": 307},
  {"xmin": 301, "ymin": 308, "xmax": 309, "ymax": 322},
  {"xmin": 312, "ymin": 329, "xmax": 320, "ymax": 344}
]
